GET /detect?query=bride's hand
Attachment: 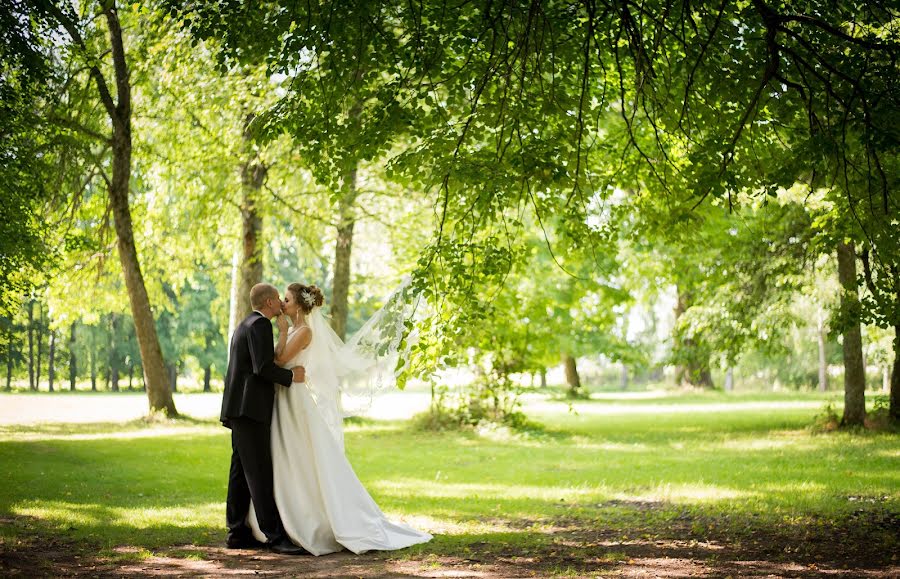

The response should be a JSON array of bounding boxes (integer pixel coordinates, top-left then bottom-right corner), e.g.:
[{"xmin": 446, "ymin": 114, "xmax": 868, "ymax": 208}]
[{"xmin": 276, "ymin": 314, "xmax": 289, "ymax": 333}]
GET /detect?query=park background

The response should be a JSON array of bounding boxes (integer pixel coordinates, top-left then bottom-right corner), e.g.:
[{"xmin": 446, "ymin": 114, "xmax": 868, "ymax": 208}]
[{"xmin": 1, "ymin": 1, "xmax": 898, "ymax": 577}]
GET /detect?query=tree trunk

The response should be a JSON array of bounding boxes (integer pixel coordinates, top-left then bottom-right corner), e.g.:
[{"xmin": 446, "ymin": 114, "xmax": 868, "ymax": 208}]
[
  {"xmin": 836, "ymin": 242, "xmax": 866, "ymax": 427},
  {"xmin": 167, "ymin": 362, "xmax": 177, "ymax": 393},
  {"xmin": 891, "ymin": 326, "xmax": 899, "ymax": 423},
  {"xmin": 620, "ymin": 362, "xmax": 628, "ymax": 391},
  {"xmin": 203, "ymin": 365, "xmax": 212, "ymax": 392},
  {"xmin": 232, "ymin": 115, "xmax": 266, "ymax": 332},
  {"xmin": 330, "ymin": 164, "xmax": 359, "ymax": 341},
  {"xmin": 817, "ymin": 315, "xmax": 828, "ymax": 392},
  {"xmin": 673, "ymin": 287, "xmax": 714, "ymax": 388},
  {"xmin": 109, "ymin": 315, "xmax": 119, "ymax": 392},
  {"xmin": 68, "ymin": 324, "xmax": 77, "ymax": 391},
  {"xmin": 563, "ymin": 354, "xmax": 581, "ymax": 395},
  {"xmin": 90, "ymin": 349, "xmax": 97, "ymax": 392},
  {"xmin": 724, "ymin": 367, "xmax": 734, "ymax": 392},
  {"xmin": 101, "ymin": 6, "xmax": 175, "ymax": 416},
  {"xmin": 35, "ymin": 302, "xmax": 43, "ymax": 390},
  {"xmin": 27, "ymin": 300, "xmax": 34, "ymax": 391},
  {"xmin": 128, "ymin": 362, "xmax": 134, "ymax": 391},
  {"xmin": 540, "ymin": 368, "xmax": 547, "ymax": 388},
  {"xmin": 47, "ymin": 330, "xmax": 56, "ymax": 392},
  {"xmin": 5, "ymin": 326, "xmax": 12, "ymax": 391}
]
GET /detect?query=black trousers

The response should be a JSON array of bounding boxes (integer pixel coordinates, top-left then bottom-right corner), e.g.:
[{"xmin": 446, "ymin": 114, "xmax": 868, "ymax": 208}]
[{"xmin": 225, "ymin": 417, "xmax": 283, "ymax": 543}]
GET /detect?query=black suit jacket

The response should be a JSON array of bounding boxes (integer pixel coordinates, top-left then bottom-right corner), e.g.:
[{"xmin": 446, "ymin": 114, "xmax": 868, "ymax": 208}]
[{"xmin": 221, "ymin": 311, "xmax": 294, "ymax": 427}]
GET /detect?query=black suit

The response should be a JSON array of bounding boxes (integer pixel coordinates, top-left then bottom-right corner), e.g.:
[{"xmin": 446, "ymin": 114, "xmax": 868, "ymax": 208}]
[{"xmin": 221, "ymin": 311, "xmax": 294, "ymax": 544}]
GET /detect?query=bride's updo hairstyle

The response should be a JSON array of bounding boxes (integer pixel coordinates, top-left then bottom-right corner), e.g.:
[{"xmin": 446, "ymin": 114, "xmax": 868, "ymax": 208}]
[{"xmin": 288, "ymin": 283, "xmax": 325, "ymax": 314}]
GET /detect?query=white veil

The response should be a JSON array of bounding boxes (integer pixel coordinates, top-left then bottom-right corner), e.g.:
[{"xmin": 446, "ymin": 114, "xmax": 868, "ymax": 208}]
[{"xmin": 303, "ymin": 277, "xmax": 422, "ymax": 424}]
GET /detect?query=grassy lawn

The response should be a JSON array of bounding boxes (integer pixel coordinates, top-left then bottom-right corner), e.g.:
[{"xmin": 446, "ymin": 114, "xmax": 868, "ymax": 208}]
[{"xmin": 0, "ymin": 390, "xmax": 897, "ymax": 576}]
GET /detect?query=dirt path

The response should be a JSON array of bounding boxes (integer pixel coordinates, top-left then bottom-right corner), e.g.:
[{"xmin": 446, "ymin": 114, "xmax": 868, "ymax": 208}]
[{"xmin": 2, "ymin": 521, "xmax": 897, "ymax": 578}]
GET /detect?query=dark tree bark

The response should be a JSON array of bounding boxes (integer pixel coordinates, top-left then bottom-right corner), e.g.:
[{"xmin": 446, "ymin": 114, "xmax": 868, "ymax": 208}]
[
  {"xmin": 47, "ymin": 330, "xmax": 56, "ymax": 392},
  {"xmin": 836, "ymin": 242, "xmax": 866, "ymax": 427},
  {"xmin": 68, "ymin": 324, "xmax": 77, "ymax": 391},
  {"xmin": 540, "ymin": 368, "xmax": 547, "ymax": 388},
  {"xmin": 167, "ymin": 362, "xmax": 177, "ymax": 393},
  {"xmin": 563, "ymin": 354, "xmax": 581, "ymax": 395},
  {"xmin": 231, "ymin": 115, "xmax": 265, "ymax": 331},
  {"xmin": 331, "ymin": 164, "xmax": 359, "ymax": 341},
  {"xmin": 203, "ymin": 365, "xmax": 212, "ymax": 392},
  {"xmin": 27, "ymin": 300, "xmax": 34, "ymax": 391},
  {"xmin": 128, "ymin": 362, "xmax": 134, "ymax": 391}
]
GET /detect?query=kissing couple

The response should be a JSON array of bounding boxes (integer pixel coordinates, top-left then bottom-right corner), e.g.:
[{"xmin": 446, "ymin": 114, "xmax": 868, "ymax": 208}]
[{"xmin": 221, "ymin": 282, "xmax": 431, "ymax": 555}]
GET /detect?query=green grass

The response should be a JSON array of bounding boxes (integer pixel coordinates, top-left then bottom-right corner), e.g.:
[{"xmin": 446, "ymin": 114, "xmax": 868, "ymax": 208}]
[{"xmin": 0, "ymin": 391, "xmax": 897, "ymax": 568}]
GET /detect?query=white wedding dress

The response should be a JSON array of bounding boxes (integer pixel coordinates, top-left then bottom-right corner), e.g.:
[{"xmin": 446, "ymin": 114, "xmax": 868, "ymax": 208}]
[{"xmin": 248, "ymin": 315, "xmax": 432, "ymax": 555}]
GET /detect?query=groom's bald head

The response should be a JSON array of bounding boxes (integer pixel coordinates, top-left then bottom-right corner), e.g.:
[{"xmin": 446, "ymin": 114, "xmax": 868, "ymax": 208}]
[{"xmin": 250, "ymin": 283, "xmax": 279, "ymax": 311}]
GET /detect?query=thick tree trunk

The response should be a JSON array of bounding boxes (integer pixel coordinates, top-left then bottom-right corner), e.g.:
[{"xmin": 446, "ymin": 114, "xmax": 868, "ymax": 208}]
[
  {"xmin": 27, "ymin": 300, "xmax": 34, "ymax": 391},
  {"xmin": 836, "ymin": 242, "xmax": 866, "ymax": 427},
  {"xmin": 47, "ymin": 330, "xmax": 56, "ymax": 392},
  {"xmin": 817, "ymin": 315, "xmax": 828, "ymax": 392},
  {"xmin": 167, "ymin": 363, "xmax": 177, "ymax": 393},
  {"xmin": 540, "ymin": 368, "xmax": 547, "ymax": 388},
  {"xmin": 673, "ymin": 288, "xmax": 714, "ymax": 388},
  {"xmin": 68, "ymin": 324, "xmax": 77, "ymax": 391},
  {"xmin": 102, "ymin": 6, "xmax": 175, "ymax": 416},
  {"xmin": 232, "ymin": 115, "xmax": 266, "ymax": 331},
  {"xmin": 724, "ymin": 368, "xmax": 734, "ymax": 392},
  {"xmin": 203, "ymin": 365, "xmax": 212, "ymax": 392},
  {"xmin": 330, "ymin": 165, "xmax": 359, "ymax": 341},
  {"xmin": 563, "ymin": 354, "xmax": 581, "ymax": 395}
]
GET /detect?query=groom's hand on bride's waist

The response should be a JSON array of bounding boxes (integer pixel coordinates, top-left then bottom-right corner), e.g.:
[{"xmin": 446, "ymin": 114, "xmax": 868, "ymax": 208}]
[{"xmin": 291, "ymin": 366, "xmax": 305, "ymax": 383}]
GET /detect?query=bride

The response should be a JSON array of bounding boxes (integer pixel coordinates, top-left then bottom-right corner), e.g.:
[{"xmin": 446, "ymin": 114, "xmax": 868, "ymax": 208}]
[{"xmin": 247, "ymin": 282, "xmax": 432, "ymax": 555}]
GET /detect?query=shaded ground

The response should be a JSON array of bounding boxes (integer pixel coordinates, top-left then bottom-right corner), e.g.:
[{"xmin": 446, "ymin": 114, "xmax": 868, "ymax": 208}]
[{"xmin": 2, "ymin": 506, "xmax": 897, "ymax": 578}]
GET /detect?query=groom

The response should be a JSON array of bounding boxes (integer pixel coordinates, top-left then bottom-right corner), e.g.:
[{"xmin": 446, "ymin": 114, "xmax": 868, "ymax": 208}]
[{"xmin": 221, "ymin": 283, "xmax": 306, "ymax": 555}]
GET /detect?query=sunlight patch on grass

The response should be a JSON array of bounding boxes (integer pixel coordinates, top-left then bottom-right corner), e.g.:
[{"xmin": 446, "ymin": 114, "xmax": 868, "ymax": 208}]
[
  {"xmin": 717, "ymin": 437, "xmax": 810, "ymax": 451},
  {"xmin": 371, "ymin": 479, "xmax": 601, "ymax": 502},
  {"xmin": 4, "ymin": 425, "xmax": 221, "ymax": 443},
  {"xmin": 556, "ymin": 400, "xmax": 823, "ymax": 416},
  {"xmin": 389, "ymin": 513, "xmax": 520, "ymax": 536},
  {"xmin": 615, "ymin": 483, "xmax": 756, "ymax": 503},
  {"xmin": 13, "ymin": 500, "xmax": 222, "ymax": 531}
]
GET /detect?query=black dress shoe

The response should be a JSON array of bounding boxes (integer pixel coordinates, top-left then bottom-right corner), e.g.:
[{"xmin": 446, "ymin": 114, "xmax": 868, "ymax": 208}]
[
  {"xmin": 269, "ymin": 537, "xmax": 309, "ymax": 555},
  {"xmin": 226, "ymin": 535, "xmax": 266, "ymax": 549}
]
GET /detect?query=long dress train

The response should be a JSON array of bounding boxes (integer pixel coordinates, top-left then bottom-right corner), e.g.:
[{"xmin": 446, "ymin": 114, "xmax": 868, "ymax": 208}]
[{"xmin": 248, "ymin": 326, "xmax": 431, "ymax": 555}]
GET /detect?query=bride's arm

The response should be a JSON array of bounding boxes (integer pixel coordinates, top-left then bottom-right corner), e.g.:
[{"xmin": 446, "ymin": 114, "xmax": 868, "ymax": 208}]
[
  {"xmin": 274, "ymin": 327, "xmax": 312, "ymax": 367},
  {"xmin": 274, "ymin": 316, "xmax": 289, "ymax": 358}
]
